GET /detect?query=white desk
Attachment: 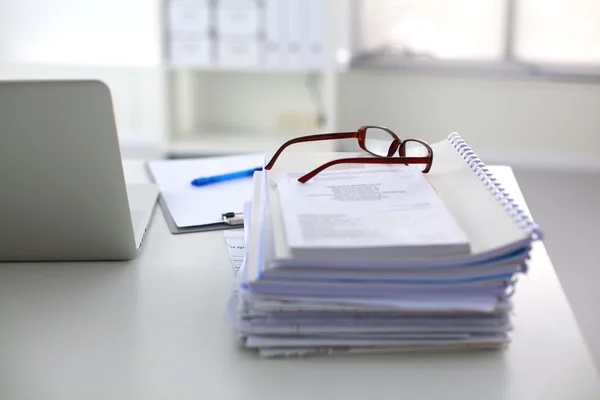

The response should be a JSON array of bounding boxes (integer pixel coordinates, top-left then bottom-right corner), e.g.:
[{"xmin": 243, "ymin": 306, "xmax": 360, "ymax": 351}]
[{"xmin": 0, "ymin": 162, "xmax": 598, "ymax": 400}]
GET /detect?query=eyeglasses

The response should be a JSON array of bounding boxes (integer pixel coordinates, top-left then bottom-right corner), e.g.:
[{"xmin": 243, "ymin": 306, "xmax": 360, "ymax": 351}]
[{"xmin": 264, "ymin": 126, "xmax": 434, "ymax": 183}]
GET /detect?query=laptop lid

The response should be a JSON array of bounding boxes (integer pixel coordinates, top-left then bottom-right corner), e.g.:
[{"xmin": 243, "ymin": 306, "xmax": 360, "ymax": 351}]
[{"xmin": 0, "ymin": 80, "xmax": 138, "ymax": 261}]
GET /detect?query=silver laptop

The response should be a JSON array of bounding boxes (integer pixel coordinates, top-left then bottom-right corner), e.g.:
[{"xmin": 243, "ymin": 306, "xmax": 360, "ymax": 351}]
[{"xmin": 0, "ymin": 80, "xmax": 158, "ymax": 261}]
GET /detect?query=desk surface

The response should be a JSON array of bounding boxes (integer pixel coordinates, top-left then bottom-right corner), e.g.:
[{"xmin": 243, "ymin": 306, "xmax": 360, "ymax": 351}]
[{"xmin": 0, "ymin": 162, "xmax": 598, "ymax": 400}]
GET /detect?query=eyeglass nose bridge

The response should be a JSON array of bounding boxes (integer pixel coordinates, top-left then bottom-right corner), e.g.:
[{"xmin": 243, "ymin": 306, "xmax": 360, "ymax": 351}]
[{"xmin": 386, "ymin": 140, "xmax": 401, "ymax": 157}]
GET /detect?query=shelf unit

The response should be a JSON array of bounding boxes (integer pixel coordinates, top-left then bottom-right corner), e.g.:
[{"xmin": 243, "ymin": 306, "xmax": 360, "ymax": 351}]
[
  {"xmin": 151, "ymin": 0, "xmax": 353, "ymax": 158},
  {"xmin": 0, "ymin": 0, "xmax": 354, "ymax": 159}
]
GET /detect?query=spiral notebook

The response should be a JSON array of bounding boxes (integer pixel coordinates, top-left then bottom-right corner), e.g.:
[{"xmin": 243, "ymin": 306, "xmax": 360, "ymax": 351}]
[{"xmin": 254, "ymin": 133, "xmax": 542, "ymax": 272}]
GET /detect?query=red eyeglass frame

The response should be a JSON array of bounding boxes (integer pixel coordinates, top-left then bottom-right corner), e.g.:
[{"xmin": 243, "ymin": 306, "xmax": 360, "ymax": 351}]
[
  {"xmin": 297, "ymin": 138, "xmax": 434, "ymax": 183},
  {"xmin": 264, "ymin": 125, "xmax": 401, "ymax": 170}
]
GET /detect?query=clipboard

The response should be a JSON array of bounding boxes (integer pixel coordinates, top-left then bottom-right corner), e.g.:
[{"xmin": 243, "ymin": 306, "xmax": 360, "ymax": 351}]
[
  {"xmin": 155, "ymin": 194, "xmax": 243, "ymax": 233},
  {"xmin": 145, "ymin": 154, "xmax": 265, "ymax": 234}
]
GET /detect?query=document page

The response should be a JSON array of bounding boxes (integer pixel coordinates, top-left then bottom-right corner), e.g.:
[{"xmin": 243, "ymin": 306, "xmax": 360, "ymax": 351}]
[
  {"xmin": 224, "ymin": 229, "xmax": 245, "ymax": 275},
  {"xmin": 275, "ymin": 166, "xmax": 469, "ymax": 250}
]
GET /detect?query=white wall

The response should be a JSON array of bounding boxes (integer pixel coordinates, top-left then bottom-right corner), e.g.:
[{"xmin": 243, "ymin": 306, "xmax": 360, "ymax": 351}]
[
  {"xmin": 337, "ymin": 71, "xmax": 600, "ymax": 170},
  {"xmin": 0, "ymin": 0, "xmax": 160, "ymax": 66},
  {"xmin": 0, "ymin": 0, "xmax": 163, "ymax": 152},
  {"xmin": 0, "ymin": 64, "xmax": 163, "ymax": 145}
]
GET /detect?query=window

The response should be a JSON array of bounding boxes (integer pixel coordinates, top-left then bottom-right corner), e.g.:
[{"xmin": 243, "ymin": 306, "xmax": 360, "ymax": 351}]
[
  {"xmin": 516, "ymin": 0, "xmax": 600, "ymax": 65},
  {"xmin": 356, "ymin": 0, "xmax": 600, "ymax": 68},
  {"xmin": 357, "ymin": 0, "xmax": 505, "ymax": 60}
]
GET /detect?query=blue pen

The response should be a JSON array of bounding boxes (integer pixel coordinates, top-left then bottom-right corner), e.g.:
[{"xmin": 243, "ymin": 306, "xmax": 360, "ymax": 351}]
[{"xmin": 190, "ymin": 167, "xmax": 263, "ymax": 187}]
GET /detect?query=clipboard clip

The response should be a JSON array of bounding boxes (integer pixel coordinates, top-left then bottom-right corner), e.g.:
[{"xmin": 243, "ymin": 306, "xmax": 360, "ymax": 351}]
[{"xmin": 222, "ymin": 212, "xmax": 244, "ymax": 226}]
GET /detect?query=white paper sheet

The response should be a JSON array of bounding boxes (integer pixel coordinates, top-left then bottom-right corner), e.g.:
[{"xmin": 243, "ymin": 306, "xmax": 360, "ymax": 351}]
[
  {"xmin": 275, "ymin": 166, "xmax": 469, "ymax": 250},
  {"xmin": 223, "ymin": 202, "xmax": 252, "ymax": 326},
  {"xmin": 244, "ymin": 334, "xmax": 506, "ymax": 348},
  {"xmin": 224, "ymin": 229, "xmax": 245, "ymax": 275}
]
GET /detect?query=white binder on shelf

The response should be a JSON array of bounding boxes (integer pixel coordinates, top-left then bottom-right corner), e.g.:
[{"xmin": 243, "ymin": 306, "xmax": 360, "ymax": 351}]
[
  {"xmin": 169, "ymin": 32, "xmax": 212, "ymax": 67},
  {"xmin": 284, "ymin": 0, "xmax": 303, "ymax": 68},
  {"xmin": 217, "ymin": 38, "xmax": 261, "ymax": 68},
  {"xmin": 215, "ymin": 0, "xmax": 261, "ymax": 67},
  {"xmin": 167, "ymin": 0, "xmax": 211, "ymax": 32},
  {"xmin": 167, "ymin": 0, "xmax": 214, "ymax": 66},
  {"xmin": 263, "ymin": 0, "xmax": 283, "ymax": 67},
  {"xmin": 304, "ymin": 0, "xmax": 325, "ymax": 68},
  {"xmin": 216, "ymin": 0, "xmax": 260, "ymax": 36}
]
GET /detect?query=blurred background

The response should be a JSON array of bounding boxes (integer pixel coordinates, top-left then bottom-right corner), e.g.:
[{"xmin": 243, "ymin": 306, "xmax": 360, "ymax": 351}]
[
  {"xmin": 2, "ymin": 0, "xmax": 600, "ymax": 163},
  {"xmin": 0, "ymin": 0, "xmax": 599, "ymax": 367}
]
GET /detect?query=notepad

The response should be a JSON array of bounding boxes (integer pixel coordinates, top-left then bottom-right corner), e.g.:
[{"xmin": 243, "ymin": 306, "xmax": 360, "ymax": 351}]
[{"xmin": 275, "ymin": 166, "xmax": 470, "ymax": 260}]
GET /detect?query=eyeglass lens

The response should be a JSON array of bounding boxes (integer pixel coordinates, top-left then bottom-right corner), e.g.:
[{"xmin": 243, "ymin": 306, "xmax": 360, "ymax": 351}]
[
  {"xmin": 401, "ymin": 139, "xmax": 430, "ymax": 172},
  {"xmin": 363, "ymin": 127, "xmax": 397, "ymax": 157}
]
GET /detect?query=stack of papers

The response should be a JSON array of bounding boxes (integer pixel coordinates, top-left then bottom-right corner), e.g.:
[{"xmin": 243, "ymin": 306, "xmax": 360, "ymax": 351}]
[{"xmin": 225, "ymin": 133, "xmax": 543, "ymax": 358}]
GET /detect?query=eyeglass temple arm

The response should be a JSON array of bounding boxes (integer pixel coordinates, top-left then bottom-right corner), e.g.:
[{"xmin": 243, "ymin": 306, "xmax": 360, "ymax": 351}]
[
  {"xmin": 264, "ymin": 132, "xmax": 358, "ymax": 170},
  {"xmin": 298, "ymin": 157, "xmax": 432, "ymax": 183}
]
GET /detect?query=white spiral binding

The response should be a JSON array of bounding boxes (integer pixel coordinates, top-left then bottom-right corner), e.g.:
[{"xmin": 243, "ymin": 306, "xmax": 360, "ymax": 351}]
[{"xmin": 447, "ymin": 133, "xmax": 543, "ymax": 241}]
